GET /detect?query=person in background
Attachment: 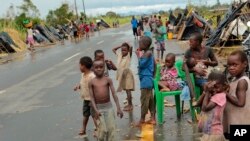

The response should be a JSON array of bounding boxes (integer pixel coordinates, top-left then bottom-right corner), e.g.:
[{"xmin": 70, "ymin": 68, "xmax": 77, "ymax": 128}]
[
  {"xmin": 26, "ymin": 26, "xmax": 35, "ymax": 51},
  {"xmin": 137, "ymin": 17, "xmax": 144, "ymax": 38},
  {"xmin": 158, "ymin": 15, "xmax": 163, "ymax": 25},
  {"xmin": 154, "ymin": 20, "xmax": 166, "ymax": 61},
  {"xmin": 131, "ymin": 16, "xmax": 138, "ymax": 39}
]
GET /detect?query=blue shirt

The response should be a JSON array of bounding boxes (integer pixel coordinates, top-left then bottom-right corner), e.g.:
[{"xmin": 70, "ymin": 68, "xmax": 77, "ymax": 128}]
[
  {"xmin": 138, "ymin": 54, "xmax": 154, "ymax": 89},
  {"xmin": 131, "ymin": 19, "xmax": 138, "ymax": 29}
]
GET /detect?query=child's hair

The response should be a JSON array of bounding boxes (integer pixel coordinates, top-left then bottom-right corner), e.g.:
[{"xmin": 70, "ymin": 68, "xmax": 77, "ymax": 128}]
[
  {"xmin": 190, "ymin": 32, "xmax": 203, "ymax": 44},
  {"xmin": 140, "ymin": 36, "xmax": 152, "ymax": 49},
  {"xmin": 121, "ymin": 43, "xmax": 130, "ymax": 50},
  {"xmin": 186, "ymin": 57, "xmax": 196, "ymax": 68},
  {"xmin": 166, "ymin": 53, "xmax": 176, "ymax": 60},
  {"xmin": 208, "ymin": 71, "xmax": 227, "ymax": 85},
  {"xmin": 94, "ymin": 49, "xmax": 104, "ymax": 57},
  {"xmin": 230, "ymin": 50, "xmax": 249, "ymax": 71},
  {"xmin": 79, "ymin": 56, "xmax": 93, "ymax": 69}
]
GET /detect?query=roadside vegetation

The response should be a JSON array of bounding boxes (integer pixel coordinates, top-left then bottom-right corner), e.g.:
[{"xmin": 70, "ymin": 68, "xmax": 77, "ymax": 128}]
[{"xmin": 0, "ymin": 0, "xmax": 230, "ymax": 48}]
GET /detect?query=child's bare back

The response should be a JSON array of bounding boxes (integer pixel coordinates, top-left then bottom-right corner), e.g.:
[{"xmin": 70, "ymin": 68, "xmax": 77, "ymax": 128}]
[{"xmin": 90, "ymin": 77, "xmax": 111, "ymax": 104}]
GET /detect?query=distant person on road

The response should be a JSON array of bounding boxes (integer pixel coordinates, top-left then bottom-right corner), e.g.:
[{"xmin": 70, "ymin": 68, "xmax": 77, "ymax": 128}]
[
  {"xmin": 184, "ymin": 33, "xmax": 218, "ymax": 90},
  {"xmin": 143, "ymin": 18, "xmax": 154, "ymax": 53},
  {"xmin": 26, "ymin": 27, "xmax": 35, "ymax": 51},
  {"xmin": 89, "ymin": 60, "xmax": 123, "ymax": 141},
  {"xmin": 158, "ymin": 15, "xmax": 163, "ymax": 25},
  {"xmin": 143, "ymin": 18, "xmax": 152, "ymax": 37},
  {"xmin": 150, "ymin": 15, "xmax": 157, "ymax": 32},
  {"xmin": 84, "ymin": 22, "xmax": 90, "ymax": 39},
  {"xmin": 112, "ymin": 42, "xmax": 135, "ymax": 111},
  {"xmin": 137, "ymin": 17, "xmax": 144, "ymax": 38},
  {"xmin": 74, "ymin": 56, "xmax": 97, "ymax": 137},
  {"xmin": 154, "ymin": 20, "xmax": 166, "ymax": 61},
  {"xmin": 136, "ymin": 36, "xmax": 156, "ymax": 126},
  {"xmin": 94, "ymin": 50, "xmax": 117, "ymax": 77},
  {"xmin": 131, "ymin": 16, "xmax": 138, "ymax": 39}
]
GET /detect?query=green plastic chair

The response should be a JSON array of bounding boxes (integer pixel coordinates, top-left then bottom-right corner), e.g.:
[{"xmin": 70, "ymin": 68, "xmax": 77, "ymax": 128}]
[{"xmin": 154, "ymin": 60, "xmax": 200, "ymax": 124}]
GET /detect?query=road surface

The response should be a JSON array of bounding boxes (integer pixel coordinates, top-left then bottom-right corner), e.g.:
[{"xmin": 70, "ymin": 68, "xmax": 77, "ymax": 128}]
[{"xmin": 0, "ymin": 25, "xmax": 201, "ymax": 141}]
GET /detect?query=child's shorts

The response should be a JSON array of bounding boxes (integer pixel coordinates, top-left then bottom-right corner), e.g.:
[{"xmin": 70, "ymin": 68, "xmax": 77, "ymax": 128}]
[
  {"xmin": 83, "ymin": 100, "xmax": 94, "ymax": 117},
  {"xmin": 156, "ymin": 40, "xmax": 165, "ymax": 51}
]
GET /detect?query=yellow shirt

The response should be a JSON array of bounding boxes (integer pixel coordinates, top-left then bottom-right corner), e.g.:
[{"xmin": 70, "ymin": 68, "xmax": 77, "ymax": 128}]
[{"xmin": 80, "ymin": 72, "xmax": 95, "ymax": 100}]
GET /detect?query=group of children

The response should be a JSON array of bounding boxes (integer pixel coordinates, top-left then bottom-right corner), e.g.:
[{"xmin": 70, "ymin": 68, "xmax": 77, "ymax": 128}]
[
  {"xmin": 73, "ymin": 36, "xmax": 155, "ymax": 140},
  {"xmin": 73, "ymin": 28, "xmax": 250, "ymax": 140}
]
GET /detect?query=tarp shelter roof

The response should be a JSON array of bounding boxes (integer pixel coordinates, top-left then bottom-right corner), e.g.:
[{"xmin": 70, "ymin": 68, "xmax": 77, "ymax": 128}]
[
  {"xmin": 177, "ymin": 11, "xmax": 213, "ymax": 40},
  {"xmin": 206, "ymin": 2, "xmax": 249, "ymax": 47}
]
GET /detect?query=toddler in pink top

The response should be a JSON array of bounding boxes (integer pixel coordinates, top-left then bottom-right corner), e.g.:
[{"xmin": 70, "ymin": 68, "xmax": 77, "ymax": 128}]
[
  {"xmin": 159, "ymin": 53, "xmax": 180, "ymax": 91},
  {"xmin": 198, "ymin": 71, "xmax": 229, "ymax": 141}
]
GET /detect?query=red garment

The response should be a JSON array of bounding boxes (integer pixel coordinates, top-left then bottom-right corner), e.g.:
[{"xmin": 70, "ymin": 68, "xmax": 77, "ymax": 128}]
[{"xmin": 84, "ymin": 25, "xmax": 90, "ymax": 32}]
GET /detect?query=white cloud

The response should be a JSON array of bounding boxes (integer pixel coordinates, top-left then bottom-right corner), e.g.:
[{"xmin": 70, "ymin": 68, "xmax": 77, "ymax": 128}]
[{"xmin": 85, "ymin": 3, "xmax": 186, "ymax": 16}]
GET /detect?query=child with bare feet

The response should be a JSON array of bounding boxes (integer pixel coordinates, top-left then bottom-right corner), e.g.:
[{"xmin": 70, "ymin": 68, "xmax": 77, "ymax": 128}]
[
  {"xmin": 158, "ymin": 53, "xmax": 181, "ymax": 92},
  {"xmin": 113, "ymin": 42, "xmax": 135, "ymax": 111},
  {"xmin": 136, "ymin": 36, "xmax": 156, "ymax": 126},
  {"xmin": 89, "ymin": 60, "xmax": 123, "ymax": 141},
  {"xmin": 74, "ymin": 56, "xmax": 97, "ymax": 137},
  {"xmin": 94, "ymin": 50, "xmax": 117, "ymax": 77},
  {"xmin": 198, "ymin": 71, "xmax": 228, "ymax": 141}
]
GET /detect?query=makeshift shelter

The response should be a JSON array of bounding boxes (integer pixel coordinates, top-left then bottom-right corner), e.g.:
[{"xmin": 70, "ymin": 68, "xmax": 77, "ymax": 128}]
[
  {"xmin": 177, "ymin": 11, "xmax": 213, "ymax": 40},
  {"xmin": 0, "ymin": 32, "xmax": 18, "ymax": 53},
  {"xmin": 96, "ymin": 19, "xmax": 110, "ymax": 28},
  {"xmin": 206, "ymin": 2, "xmax": 250, "ymax": 47},
  {"xmin": 34, "ymin": 25, "xmax": 57, "ymax": 43}
]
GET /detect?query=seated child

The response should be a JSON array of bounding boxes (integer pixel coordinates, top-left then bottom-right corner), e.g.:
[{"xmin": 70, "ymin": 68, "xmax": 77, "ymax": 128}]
[
  {"xmin": 198, "ymin": 71, "xmax": 229, "ymax": 141},
  {"xmin": 159, "ymin": 53, "xmax": 181, "ymax": 92}
]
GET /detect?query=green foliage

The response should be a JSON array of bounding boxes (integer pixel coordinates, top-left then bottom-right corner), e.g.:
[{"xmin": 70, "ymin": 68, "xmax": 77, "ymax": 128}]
[
  {"xmin": 46, "ymin": 3, "xmax": 75, "ymax": 26},
  {"xmin": 106, "ymin": 11, "xmax": 117, "ymax": 18},
  {"xmin": 17, "ymin": 0, "xmax": 40, "ymax": 17}
]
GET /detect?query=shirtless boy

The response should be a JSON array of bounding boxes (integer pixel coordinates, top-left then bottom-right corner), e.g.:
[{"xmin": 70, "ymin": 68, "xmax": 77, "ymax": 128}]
[{"xmin": 89, "ymin": 60, "xmax": 123, "ymax": 141}]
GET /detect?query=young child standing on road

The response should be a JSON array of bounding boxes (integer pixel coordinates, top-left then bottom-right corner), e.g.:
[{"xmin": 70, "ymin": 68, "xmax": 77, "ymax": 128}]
[
  {"xmin": 112, "ymin": 42, "xmax": 135, "ymax": 111},
  {"xmin": 159, "ymin": 53, "xmax": 181, "ymax": 92},
  {"xmin": 26, "ymin": 27, "xmax": 35, "ymax": 51},
  {"xmin": 74, "ymin": 56, "xmax": 97, "ymax": 137},
  {"xmin": 94, "ymin": 50, "xmax": 117, "ymax": 77},
  {"xmin": 154, "ymin": 20, "xmax": 166, "ymax": 61},
  {"xmin": 136, "ymin": 36, "xmax": 156, "ymax": 125},
  {"xmin": 223, "ymin": 50, "xmax": 250, "ymax": 139},
  {"xmin": 198, "ymin": 72, "xmax": 228, "ymax": 141},
  {"xmin": 89, "ymin": 60, "xmax": 123, "ymax": 141},
  {"xmin": 84, "ymin": 23, "xmax": 90, "ymax": 39}
]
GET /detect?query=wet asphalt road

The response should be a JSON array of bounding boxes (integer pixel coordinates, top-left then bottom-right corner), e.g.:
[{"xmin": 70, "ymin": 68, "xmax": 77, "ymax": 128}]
[{"xmin": 0, "ymin": 25, "xmax": 201, "ymax": 141}]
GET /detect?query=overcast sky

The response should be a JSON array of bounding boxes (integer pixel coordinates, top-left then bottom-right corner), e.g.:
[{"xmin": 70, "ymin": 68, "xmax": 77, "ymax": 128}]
[{"xmin": 1, "ymin": 0, "xmax": 233, "ymax": 18}]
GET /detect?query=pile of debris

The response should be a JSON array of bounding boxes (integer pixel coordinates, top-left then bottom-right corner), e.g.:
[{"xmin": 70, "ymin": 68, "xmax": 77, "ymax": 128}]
[
  {"xmin": 206, "ymin": 1, "xmax": 250, "ymax": 47},
  {"xmin": 0, "ymin": 24, "xmax": 69, "ymax": 54},
  {"xmin": 169, "ymin": 9, "xmax": 213, "ymax": 40}
]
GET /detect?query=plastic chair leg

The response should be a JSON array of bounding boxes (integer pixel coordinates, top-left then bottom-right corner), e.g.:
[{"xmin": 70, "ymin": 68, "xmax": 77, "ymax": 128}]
[
  {"xmin": 156, "ymin": 94, "xmax": 164, "ymax": 124},
  {"xmin": 175, "ymin": 95, "xmax": 181, "ymax": 118}
]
